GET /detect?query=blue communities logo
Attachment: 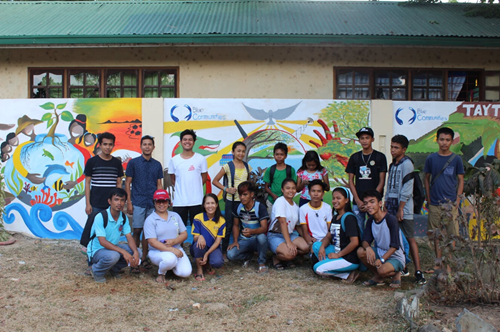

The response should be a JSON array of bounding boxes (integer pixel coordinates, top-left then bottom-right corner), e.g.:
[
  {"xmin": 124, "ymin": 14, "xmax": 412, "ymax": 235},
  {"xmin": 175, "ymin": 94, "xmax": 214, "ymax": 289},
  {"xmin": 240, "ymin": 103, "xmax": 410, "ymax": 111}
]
[
  {"xmin": 395, "ymin": 107, "xmax": 448, "ymax": 125},
  {"xmin": 170, "ymin": 104, "xmax": 192, "ymax": 122},
  {"xmin": 395, "ymin": 107, "xmax": 417, "ymax": 125}
]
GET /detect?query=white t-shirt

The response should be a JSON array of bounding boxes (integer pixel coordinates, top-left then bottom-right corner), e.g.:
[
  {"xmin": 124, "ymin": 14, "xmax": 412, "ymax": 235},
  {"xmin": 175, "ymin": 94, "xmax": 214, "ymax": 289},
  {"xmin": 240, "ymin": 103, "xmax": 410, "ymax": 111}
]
[
  {"xmin": 168, "ymin": 153, "xmax": 208, "ymax": 207},
  {"xmin": 299, "ymin": 202, "xmax": 332, "ymax": 242},
  {"xmin": 268, "ymin": 196, "xmax": 299, "ymax": 235}
]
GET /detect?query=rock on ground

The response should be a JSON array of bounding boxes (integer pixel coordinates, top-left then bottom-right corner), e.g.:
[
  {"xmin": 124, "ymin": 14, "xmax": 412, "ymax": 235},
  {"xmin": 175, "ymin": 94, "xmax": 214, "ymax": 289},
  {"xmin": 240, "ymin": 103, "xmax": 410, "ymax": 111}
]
[{"xmin": 456, "ymin": 309, "xmax": 498, "ymax": 332}]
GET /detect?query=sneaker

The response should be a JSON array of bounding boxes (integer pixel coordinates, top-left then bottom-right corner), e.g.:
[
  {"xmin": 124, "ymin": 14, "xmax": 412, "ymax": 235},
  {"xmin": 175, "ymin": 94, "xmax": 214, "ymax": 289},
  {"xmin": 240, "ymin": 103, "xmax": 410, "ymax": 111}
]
[
  {"xmin": 415, "ymin": 270, "xmax": 427, "ymax": 285},
  {"xmin": 90, "ymin": 268, "xmax": 106, "ymax": 283},
  {"xmin": 401, "ymin": 267, "xmax": 410, "ymax": 277}
]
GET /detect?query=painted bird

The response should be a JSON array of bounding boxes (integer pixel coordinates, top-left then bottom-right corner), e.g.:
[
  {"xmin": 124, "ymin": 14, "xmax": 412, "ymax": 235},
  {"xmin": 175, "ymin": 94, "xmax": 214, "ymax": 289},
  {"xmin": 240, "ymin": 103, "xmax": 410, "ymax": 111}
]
[{"xmin": 242, "ymin": 102, "xmax": 301, "ymax": 125}]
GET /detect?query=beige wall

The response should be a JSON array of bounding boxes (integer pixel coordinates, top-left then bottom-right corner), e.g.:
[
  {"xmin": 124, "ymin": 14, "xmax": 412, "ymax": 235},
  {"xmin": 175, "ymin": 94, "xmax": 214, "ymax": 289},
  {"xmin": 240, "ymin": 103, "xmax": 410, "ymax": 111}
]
[{"xmin": 1, "ymin": 46, "xmax": 500, "ymax": 100}]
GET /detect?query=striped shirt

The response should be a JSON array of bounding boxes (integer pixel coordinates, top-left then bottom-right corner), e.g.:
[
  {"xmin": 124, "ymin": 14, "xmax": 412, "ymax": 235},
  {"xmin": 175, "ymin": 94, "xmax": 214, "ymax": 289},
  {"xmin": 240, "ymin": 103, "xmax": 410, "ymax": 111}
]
[
  {"xmin": 84, "ymin": 156, "xmax": 124, "ymax": 209},
  {"xmin": 233, "ymin": 201, "xmax": 268, "ymax": 239}
]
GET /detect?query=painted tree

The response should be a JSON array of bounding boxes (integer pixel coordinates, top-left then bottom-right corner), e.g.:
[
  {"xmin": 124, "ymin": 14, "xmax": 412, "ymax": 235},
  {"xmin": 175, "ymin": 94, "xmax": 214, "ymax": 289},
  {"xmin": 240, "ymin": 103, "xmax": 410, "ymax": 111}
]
[{"xmin": 40, "ymin": 102, "xmax": 74, "ymax": 145}]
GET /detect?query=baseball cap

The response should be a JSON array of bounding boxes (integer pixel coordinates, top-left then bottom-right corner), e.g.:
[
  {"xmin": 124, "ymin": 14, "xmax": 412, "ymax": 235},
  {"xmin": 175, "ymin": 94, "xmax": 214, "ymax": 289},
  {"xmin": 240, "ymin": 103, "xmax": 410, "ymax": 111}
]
[
  {"xmin": 153, "ymin": 189, "xmax": 170, "ymax": 201},
  {"xmin": 355, "ymin": 127, "xmax": 374, "ymax": 138}
]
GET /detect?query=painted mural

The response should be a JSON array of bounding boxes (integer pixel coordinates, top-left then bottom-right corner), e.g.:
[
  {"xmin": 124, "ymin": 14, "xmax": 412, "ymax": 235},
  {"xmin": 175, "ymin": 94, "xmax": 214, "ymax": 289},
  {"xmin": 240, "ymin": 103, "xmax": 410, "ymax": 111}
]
[
  {"xmin": 0, "ymin": 99, "xmax": 142, "ymax": 239},
  {"xmin": 163, "ymin": 99, "xmax": 370, "ymax": 200}
]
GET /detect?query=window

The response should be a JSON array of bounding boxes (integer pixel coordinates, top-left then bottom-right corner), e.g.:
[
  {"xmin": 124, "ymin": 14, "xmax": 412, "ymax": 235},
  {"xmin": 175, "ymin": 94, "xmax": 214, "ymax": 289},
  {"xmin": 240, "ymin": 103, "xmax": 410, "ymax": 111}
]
[
  {"xmin": 335, "ymin": 67, "xmax": 488, "ymax": 101},
  {"xmin": 29, "ymin": 68, "xmax": 178, "ymax": 98},
  {"xmin": 374, "ymin": 70, "xmax": 407, "ymax": 100},
  {"xmin": 31, "ymin": 69, "xmax": 64, "ymax": 98},
  {"xmin": 143, "ymin": 70, "xmax": 177, "ymax": 98},
  {"xmin": 336, "ymin": 69, "xmax": 370, "ymax": 99},
  {"xmin": 485, "ymin": 71, "xmax": 500, "ymax": 102}
]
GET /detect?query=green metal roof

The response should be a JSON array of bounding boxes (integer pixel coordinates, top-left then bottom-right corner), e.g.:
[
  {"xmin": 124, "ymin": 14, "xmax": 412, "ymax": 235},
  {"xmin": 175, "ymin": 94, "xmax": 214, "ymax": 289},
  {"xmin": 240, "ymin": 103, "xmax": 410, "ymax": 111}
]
[{"xmin": 0, "ymin": 1, "xmax": 499, "ymax": 47}]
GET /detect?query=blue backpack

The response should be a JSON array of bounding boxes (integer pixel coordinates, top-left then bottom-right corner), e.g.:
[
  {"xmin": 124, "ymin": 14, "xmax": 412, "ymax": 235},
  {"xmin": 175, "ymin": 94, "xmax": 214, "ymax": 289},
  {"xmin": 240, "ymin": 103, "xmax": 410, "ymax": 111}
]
[{"xmin": 223, "ymin": 161, "xmax": 250, "ymax": 202}]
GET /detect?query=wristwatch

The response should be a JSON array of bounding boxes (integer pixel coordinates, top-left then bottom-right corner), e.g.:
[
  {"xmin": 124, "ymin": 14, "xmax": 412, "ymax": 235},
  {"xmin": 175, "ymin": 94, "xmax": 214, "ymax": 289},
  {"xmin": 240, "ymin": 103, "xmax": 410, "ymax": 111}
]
[{"xmin": 380, "ymin": 258, "xmax": 385, "ymax": 264}]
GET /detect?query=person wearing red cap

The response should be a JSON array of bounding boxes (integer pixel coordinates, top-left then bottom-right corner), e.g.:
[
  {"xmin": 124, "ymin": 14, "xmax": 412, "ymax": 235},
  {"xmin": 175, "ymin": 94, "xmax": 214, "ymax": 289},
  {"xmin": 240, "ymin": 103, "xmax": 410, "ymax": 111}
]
[{"xmin": 144, "ymin": 190, "xmax": 192, "ymax": 283}]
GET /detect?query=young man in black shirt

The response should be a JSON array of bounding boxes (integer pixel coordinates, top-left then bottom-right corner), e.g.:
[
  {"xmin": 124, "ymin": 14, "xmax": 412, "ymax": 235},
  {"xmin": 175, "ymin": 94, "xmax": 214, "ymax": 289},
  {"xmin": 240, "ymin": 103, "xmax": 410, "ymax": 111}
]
[{"xmin": 345, "ymin": 127, "xmax": 387, "ymax": 231}]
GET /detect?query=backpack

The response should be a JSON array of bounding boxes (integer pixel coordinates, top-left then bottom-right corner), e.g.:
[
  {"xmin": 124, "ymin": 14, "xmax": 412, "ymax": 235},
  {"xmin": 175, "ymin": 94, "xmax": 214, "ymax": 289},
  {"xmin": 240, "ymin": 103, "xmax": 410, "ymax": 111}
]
[
  {"xmin": 269, "ymin": 164, "xmax": 292, "ymax": 185},
  {"xmin": 340, "ymin": 212, "xmax": 363, "ymax": 240},
  {"xmin": 236, "ymin": 201, "xmax": 262, "ymax": 221},
  {"xmin": 80, "ymin": 210, "xmax": 127, "ymax": 247},
  {"xmin": 389, "ymin": 157, "xmax": 425, "ymax": 215},
  {"xmin": 223, "ymin": 161, "xmax": 250, "ymax": 201}
]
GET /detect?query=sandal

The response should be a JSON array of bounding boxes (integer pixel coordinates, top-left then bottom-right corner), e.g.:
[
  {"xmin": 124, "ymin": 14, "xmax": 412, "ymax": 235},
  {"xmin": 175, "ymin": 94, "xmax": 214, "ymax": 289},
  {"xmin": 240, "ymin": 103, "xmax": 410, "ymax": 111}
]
[
  {"xmin": 257, "ymin": 265, "xmax": 268, "ymax": 274},
  {"xmin": 389, "ymin": 280, "xmax": 401, "ymax": 289},
  {"xmin": 273, "ymin": 262, "xmax": 285, "ymax": 270},
  {"xmin": 286, "ymin": 262, "xmax": 296, "ymax": 268},
  {"xmin": 140, "ymin": 260, "xmax": 153, "ymax": 270},
  {"xmin": 362, "ymin": 279, "xmax": 385, "ymax": 287},
  {"xmin": 195, "ymin": 274, "xmax": 205, "ymax": 281},
  {"xmin": 130, "ymin": 266, "xmax": 141, "ymax": 274}
]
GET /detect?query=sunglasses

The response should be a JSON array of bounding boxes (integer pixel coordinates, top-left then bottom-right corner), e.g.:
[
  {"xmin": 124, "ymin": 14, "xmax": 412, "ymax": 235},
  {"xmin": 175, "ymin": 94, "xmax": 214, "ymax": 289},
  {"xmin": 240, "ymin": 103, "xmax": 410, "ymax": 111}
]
[{"xmin": 155, "ymin": 199, "xmax": 170, "ymax": 204}]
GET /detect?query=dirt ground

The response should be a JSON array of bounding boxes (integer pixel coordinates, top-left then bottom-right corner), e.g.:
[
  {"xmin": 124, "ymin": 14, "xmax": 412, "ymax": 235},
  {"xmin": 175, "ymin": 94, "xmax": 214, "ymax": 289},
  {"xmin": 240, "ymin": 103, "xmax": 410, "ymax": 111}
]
[{"xmin": 1, "ymin": 234, "xmax": 498, "ymax": 332}]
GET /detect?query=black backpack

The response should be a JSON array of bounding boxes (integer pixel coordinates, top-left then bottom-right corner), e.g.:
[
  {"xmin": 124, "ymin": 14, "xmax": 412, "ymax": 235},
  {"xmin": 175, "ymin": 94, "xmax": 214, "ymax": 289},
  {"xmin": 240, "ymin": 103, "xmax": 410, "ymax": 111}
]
[
  {"xmin": 269, "ymin": 164, "xmax": 292, "ymax": 185},
  {"xmin": 389, "ymin": 158, "xmax": 425, "ymax": 215},
  {"xmin": 80, "ymin": 210, "xmax": 127, "ymax": 247}
]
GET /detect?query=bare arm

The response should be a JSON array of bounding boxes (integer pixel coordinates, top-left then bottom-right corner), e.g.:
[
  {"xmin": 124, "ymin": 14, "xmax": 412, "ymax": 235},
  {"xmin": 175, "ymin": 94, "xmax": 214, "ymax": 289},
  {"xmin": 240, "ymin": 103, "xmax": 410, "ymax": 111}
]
[
  {"xmin": 170, "ymin": 174, "xmax": 176, "ymax": 187},
  {"xmin": 116, "ymin": 176, "xmax": 122, "ymax": 188},
  {"xmin": 348, "ymin": 173, "xmax": 363, "ymax": 207},
  {"xmin": 456, "ymin": 174, "xmax": 464, "ymax": 205},
  {"xmin": 424, "ymin": 173, "xmax": 431, "ymax": 205},
  {"xmin": 201, "ymin": 172, "xmax": 208, "ymax": 187},
  {"xmin": 85, "ymin": 176, "xmax": 92, "ymax": 215},
  {"xmin": 98, "ymin": 233, "xmax": 139, "ymax": 267},
  {"xmin": 125, "ymin": 176, "xmax": 133, "ymax": 213},
  {"xmin": 296, "ymin": 176, "xmax": 305, "ymax": 193},
  {"xmin": 265, "ymin": 182, "xmax": 278, "ymax": 201},
  {"xmin": 156, "ymin": 178, "xmax": 163, "ymax": 190},
  {"xmin": 301, "ymin": 224, "xmax": 313, "ymax": 244},
  {"xmin": 322, "ymin": 172, "xmax": 331, "ymax": 192},
  {"xmin": 376, "ymin": 172, "xmax": 386, "ymax": 193},
  {"xmin": 337, "ymin": 236, "xmax": 359, "ymax": 258},
  {"xmin": 212, "ymin": 167, "xmax": 227, "ymax": 191}
]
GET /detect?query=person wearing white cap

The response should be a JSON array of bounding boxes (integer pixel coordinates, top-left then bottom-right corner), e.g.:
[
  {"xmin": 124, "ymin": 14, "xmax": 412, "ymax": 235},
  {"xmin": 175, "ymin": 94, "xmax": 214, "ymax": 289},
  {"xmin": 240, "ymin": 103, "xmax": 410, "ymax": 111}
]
[{"xmin": 144, "ymin": 190, "xmax": 192, "ymax": 283}]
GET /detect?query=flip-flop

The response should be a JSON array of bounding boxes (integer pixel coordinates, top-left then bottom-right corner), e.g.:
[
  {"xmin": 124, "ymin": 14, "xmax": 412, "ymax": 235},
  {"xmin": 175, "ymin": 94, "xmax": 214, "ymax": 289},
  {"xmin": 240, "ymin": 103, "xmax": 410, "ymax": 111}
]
[
  {"xmin": 205, "ymin": 267, "xmax": 216, "ymax": 275},
  {"xmin": 257, "ymin": 266, "xmax": 268, "ymax": 274},
  {"xmin": 195, "ymin": 274, "xmax": 205, "ymax": 281},
  {"xmin": 273, "ymin": 262, "xmax": 285, "ymax": 270},
  {"xmin": 362, "ymin": 279, "xmax": 385, "ymax": 286},
  {"xmin": 389, "ymin": 280, "xmax": 402, "ymax": 289},
  {"xmin": 285, "ymin": 262, "xmax": 296, "ymax": 268}
]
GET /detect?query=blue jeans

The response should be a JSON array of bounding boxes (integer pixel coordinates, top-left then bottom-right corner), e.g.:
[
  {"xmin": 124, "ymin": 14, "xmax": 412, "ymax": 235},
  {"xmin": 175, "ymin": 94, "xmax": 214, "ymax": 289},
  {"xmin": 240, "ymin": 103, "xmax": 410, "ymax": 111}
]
[
  {"xmin": 352, "ymin": 204, "xmax": 367, "ymax": 232},
  {"xmin": 227, "ymin": 234, "xmax": 268, "ymax": 265},
  {"xmin": 91, "ymin": 244, "xmax": 142, "ymax": 277}
]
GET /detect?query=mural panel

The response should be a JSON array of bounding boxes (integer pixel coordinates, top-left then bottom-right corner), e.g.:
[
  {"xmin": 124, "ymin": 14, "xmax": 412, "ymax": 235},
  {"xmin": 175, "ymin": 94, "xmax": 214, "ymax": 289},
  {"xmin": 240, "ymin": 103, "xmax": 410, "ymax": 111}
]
[
  {"xmin": 163, "ymin": 99, "xmax": 370, "ymax": 199},
  {"xmin": 0, "ymin": 99, "xmax": 142, "ymax": 239}
]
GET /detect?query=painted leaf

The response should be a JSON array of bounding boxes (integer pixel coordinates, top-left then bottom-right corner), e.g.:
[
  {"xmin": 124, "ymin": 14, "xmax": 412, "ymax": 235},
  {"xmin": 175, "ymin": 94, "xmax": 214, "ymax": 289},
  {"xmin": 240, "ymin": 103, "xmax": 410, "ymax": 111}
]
[
  {"xmin": 61, "ymin": 111, "xmax": 74, "ymax": 122},
  {"xmin": 47, "ymin": 118, "xmax": 54, "ymax": 128},
  {"xmin": 40, "ymin": 102, "xmax": 55, "ymax": 110},
  {"xmin": 481, "ymin": 128, "xmax": 497, "ymax": 157},
  {"xmin": 56, "ymin": 102, "xmax": 68, "ymax": 110},
  {"xmin": 41, "ymin": 112, "xmax": 52, "ymax": 122}
]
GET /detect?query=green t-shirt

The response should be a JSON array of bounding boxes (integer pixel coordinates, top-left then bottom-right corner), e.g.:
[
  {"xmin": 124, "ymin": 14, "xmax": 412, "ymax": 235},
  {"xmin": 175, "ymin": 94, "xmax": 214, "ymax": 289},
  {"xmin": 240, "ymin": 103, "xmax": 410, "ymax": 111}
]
[{"xmin": 263, "ymin": 164, "xmax": 297, "ymax": 203}]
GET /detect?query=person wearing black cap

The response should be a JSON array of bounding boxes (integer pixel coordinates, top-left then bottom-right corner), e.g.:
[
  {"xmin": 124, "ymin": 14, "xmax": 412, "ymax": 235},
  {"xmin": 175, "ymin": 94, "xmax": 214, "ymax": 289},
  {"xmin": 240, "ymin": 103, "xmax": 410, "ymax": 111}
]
[{"xmin": 345, "ymin": 127, "xmax": 387, "ymax": 232}]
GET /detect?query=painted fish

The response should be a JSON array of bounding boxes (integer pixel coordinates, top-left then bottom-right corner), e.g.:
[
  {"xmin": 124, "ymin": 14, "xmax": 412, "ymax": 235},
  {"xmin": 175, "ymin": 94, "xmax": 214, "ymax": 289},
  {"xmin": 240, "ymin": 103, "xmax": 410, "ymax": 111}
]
[
  {"xmin": 65, "ymin": 160, "xmax": 75, "ymax": 169},
  {"xmin": 42, "ymin": 149, "xmax": 55, "ymax": 161},
  {"xmin": 52, "ymin": 178, "xmax": 64, "ymax": 191},
  {"xmin": 42, "ymin": 164, "xmax": 69, "ymax": 190}
]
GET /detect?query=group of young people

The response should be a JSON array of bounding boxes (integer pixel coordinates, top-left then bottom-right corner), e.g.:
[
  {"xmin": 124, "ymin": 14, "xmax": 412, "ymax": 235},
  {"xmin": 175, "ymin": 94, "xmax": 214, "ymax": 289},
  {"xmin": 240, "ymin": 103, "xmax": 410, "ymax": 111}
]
[{"xmin": 84, "ymin": 125, "xmax": 464, "ymax": 288}]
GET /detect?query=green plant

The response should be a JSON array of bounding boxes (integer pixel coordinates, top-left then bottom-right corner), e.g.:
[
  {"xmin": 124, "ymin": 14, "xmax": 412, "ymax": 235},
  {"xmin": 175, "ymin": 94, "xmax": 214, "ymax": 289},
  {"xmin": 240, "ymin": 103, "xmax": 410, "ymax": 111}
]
[{"xmin": 39, "ymin": 102, "xmax": 74, "ymax": 144}]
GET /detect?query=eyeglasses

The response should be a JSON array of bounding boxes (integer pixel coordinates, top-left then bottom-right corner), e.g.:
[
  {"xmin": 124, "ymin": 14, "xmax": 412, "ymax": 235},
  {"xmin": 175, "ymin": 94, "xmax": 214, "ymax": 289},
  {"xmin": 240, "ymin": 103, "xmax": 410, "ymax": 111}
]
[{"xmin": 155, "ymin": 200, "xmax": 169, "ymax": 204}]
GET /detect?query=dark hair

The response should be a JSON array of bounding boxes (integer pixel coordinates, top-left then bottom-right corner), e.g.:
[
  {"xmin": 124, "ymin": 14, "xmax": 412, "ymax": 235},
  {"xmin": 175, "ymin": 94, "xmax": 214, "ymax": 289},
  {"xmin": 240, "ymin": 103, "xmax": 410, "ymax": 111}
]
[
  {"xmin": 307, "ymin": 179, "xmax": 326, "ymax": 192},
  {"xmin": 98, "ymin": 132, "xmax": 116, "ymax": 145},
  {"xmin": 436, "ymin": 127, "xmax": 454, "ymax": 140},
  {"xmin": 391, "ymin": 135, "xmax": 409, "ymax": 149},
  {"xmin": 141, "ymin": 135, "xmax": 155, "ymax": 146},
  {"xmin": 68, "ymin": 114, "xmax": 87, "ymax": 144},
  {"xmin": 281, "ymin": 177, "xmax": 296, "ymax": 189},
  {"xmin": 232, "ymin": 141, "xmax": 246, "ymax": 152},
  {"xmin": 180, "ymin": 129, "xmax": 197, "ymax": 142},
  {"xmin": 6, "ymin": 132, "xmax": 16, "ymax": 141},
  {"xmin": 299, "ymin": 150, "xmax": 324, "ymax": 172},
  {"xmin": 238, "ymin": 181, "xmax": 254, "ymax": 195},
  {"xmin": 274, "ymin": 142, "xmax": 288, "ymax": 156},
  {"xmin": 84, "ymin": 132, "xmax": 97, "ymax": 147},
  {"xmin": 1, "ymin": 142, "xmax": 8, "ymax": 150},
  {"xmin": 332, "ymin": 187, "xmax": 352, "ymax": 213},
  {"xmin": 108, "ymin": 187, "xmax": 127, "ymax": 200},
  {"xmin": 202, "ymin": 193, "xmax": 222, "ymax": 223},
  {"xmin": 360, "ymin": 190, "xmax": 382, "ymax": 202}
]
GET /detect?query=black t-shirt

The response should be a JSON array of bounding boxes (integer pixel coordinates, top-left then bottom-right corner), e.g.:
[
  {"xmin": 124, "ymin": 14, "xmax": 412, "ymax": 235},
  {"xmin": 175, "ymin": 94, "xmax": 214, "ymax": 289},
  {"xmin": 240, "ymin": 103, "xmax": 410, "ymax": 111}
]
[
  {"xmin": 345, "ymin": 150, "xmax": 387, "ymax": 204},
  {"xmin": 330, "ymin": 214, "xmax": 360, "ymax": 265},
  {"xmin": 84, "ymin": 156, "xmax": 124, "ymax": 209}
]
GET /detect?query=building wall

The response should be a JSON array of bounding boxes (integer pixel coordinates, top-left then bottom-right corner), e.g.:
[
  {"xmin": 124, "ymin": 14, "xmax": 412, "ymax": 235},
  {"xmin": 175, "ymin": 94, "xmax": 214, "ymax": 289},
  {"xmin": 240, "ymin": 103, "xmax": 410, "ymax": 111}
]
[{"xmin": 1, "ymin": 46, "xmax": 499, "ymax": 100}]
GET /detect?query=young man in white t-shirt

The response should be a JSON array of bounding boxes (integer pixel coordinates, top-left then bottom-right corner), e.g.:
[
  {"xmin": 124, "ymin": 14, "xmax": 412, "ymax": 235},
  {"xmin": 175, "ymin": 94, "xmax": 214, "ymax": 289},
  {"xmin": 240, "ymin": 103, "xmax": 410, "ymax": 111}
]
[
  {"xmin": 168, "ymin": 129, "xmax": 208, "ymax": 227},
  {"xmin": 300, "ymin": 180, "xmax": 332, "ymax": 251}
]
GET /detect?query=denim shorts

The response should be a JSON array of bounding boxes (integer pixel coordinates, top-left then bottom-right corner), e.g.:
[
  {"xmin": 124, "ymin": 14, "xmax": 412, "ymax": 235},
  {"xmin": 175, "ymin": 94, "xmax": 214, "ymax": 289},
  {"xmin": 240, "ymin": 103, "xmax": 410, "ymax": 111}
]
[
  {"xmin": 268, "ymin": 232, "xmax": 299, "ymax": 254},
  {"xmin": 375, "ymin": 249, "xmax": 404, "ymax": 272},
  {"xmin": 132, "ymin": 206, "xmax": 154, "ymax": 229}
]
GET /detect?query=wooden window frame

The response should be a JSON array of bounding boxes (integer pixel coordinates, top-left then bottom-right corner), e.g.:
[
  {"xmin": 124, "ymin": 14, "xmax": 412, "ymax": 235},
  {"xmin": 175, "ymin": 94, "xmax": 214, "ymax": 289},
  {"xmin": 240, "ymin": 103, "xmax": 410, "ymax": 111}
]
[
  {"xmin": 30, "ymin": 69, "xmax": 65, "ymax": 99},
  {"xmin": 28, "ymin": 67, "xmax": 179, "ymax": 98},
  {"xmin": 67, "ymin": 69, "xmax": 101, "ymax": 99},
  {"xmin": 334, "ymin": 67, "xmax": 485, "ymax": 101},
  {"xmin": 485, "ymin": 71, "xmax": 500, "ymax": 102},
  {"xmin": 142, "ymin": 69, "xmax": 178, "ymax": 98}
]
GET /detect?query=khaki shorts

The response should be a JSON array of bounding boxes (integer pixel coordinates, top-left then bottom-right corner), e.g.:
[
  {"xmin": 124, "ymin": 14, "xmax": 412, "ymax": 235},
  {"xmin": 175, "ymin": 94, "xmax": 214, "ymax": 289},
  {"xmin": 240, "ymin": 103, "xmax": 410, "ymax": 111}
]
[{"xmin": 428, "ymin": 204, "xmax": 459, "ymax": 237}]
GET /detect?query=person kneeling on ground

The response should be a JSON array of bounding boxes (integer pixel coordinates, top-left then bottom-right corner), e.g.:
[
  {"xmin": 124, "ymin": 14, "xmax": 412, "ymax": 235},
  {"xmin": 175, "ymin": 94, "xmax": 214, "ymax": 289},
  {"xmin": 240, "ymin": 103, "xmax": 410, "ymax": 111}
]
[
  {"xmin": 87, "ymin": 188, "xmax": 141, "ymax": 283},
  {"xmin": 144, "ymin": 190, "xmax": 192, "ymax": 284},
  {"xmin": 227, "ymin": 181, "xmax": 269, "ymax": 273},
  {"xmin": 268, "ymin": 178, "xmax": 309, "ymax": 270},
  {"xmin": 300, "ymin": 179, "xmax": 332, "ymax": 248},
  {"xmin": 190, "ymin": 193, "xmax": 226, "ymax": 281},
  {"xmin": 312, "ymin": 187, "xmax": 361, "ymax": 283},
  {"xmin": 357, "ymin": 190, "xmax": 405, "ymax": 288}
]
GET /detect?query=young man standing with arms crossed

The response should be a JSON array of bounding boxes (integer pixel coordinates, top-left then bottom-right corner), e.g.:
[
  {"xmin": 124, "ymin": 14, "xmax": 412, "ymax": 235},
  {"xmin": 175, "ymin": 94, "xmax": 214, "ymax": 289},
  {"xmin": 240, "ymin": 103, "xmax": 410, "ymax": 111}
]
[
  {"xmin": 345, "ymin": 127, "xmax": 387, "ymax": 231},
  {"xmin": 168, "ymin": 129, "xmax": 208, "ymax": 227},
  {"xmin": 424, "ymin": 127, "xmax": 464, "ymax": 273},
  {"xmin": 125, "ymin": 135, "xmax": 164, "ymax": 269},
  {"xmin": 385, "ymin": 135, "xmax": 426, "ymax": 284},
  {"xmin": 84, "ymin": 132, "xmax": 124, "ymax": 215}
]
